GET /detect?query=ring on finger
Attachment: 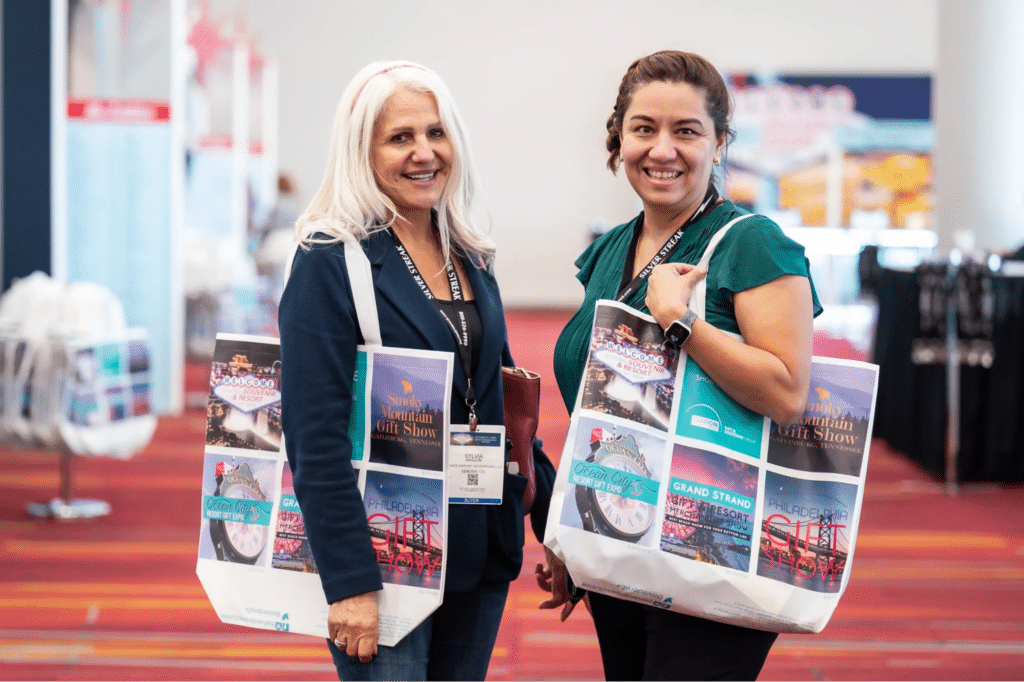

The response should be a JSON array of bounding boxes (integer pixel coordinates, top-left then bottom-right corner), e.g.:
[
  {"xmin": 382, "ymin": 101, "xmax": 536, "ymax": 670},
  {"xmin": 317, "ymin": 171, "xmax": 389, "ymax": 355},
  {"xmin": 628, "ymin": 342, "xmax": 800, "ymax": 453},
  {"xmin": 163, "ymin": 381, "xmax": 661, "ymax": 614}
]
[{"xmin": 334, "ymin": 638, "xmax": 346, "ymax": 648}]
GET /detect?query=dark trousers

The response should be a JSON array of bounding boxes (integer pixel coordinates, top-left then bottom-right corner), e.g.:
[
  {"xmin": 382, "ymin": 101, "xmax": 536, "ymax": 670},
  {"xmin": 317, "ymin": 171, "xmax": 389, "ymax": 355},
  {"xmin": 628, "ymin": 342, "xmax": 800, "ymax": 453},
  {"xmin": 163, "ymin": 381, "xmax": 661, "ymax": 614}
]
[{"xmin": 588, "ymin": 592, "xmax": 778, "ymax": 681}]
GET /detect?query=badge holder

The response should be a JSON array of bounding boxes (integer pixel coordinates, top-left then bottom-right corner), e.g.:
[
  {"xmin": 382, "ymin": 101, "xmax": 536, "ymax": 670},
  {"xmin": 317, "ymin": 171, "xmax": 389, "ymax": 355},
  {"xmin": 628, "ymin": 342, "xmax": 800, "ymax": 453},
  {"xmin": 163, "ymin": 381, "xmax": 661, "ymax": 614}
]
[{"xmin": 448, "ymin": 424, "xmax": 506, "ymax": 505}]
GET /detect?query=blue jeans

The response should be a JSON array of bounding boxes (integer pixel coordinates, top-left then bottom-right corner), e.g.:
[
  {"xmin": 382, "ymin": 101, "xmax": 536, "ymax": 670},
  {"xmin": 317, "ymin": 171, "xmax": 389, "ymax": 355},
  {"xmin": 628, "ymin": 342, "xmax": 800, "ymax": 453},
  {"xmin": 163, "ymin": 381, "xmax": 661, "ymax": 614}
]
[{"xmin": 328, "ymin": 580, "xmax": 510, "ymax": 681}]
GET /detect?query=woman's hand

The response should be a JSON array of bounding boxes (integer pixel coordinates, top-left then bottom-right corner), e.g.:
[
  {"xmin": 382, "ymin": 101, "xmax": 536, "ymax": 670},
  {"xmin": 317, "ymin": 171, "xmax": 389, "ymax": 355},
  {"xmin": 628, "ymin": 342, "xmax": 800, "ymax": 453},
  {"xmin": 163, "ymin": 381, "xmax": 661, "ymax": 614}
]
[
  {"xmin": 329, "ymin": 591, "xmax": 379, "ymax": 663},
  {"xmin": 536, "ymin": 547, "xmax": 581, "ymax": 621},
  {"xmin": 645, "ymin": 262, "xmax": 707, "ymax": 329}
]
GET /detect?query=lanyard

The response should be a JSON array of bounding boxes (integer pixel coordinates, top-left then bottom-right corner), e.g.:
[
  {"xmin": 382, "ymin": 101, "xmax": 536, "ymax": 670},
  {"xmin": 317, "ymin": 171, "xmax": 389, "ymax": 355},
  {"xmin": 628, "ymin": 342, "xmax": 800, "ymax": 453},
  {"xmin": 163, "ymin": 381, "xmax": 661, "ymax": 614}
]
[
  {"xmin": 617, "ymin": 185, "xmax": 720, "ymax": 302},
  {"xmin": 389, "ymin": 229, "xmax": 479, "ymax": 430}
]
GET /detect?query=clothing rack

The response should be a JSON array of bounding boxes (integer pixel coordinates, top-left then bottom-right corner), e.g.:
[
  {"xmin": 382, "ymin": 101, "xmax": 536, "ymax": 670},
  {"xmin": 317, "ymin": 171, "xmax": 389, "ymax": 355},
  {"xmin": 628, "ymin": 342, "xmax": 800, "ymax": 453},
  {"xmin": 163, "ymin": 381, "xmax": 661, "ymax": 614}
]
[{"xmin": 873, "ymin": 255, "xmax": 1021, "ymax": 486}]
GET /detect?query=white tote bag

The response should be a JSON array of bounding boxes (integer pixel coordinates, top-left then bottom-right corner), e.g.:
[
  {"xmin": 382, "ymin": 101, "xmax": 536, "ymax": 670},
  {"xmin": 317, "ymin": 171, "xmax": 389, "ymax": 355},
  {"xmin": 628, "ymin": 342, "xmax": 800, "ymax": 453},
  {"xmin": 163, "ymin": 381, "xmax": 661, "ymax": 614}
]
[
  {"xmin": 544, "ymin": 216, "xmax": 879, "ymax": 633},
  {"xmin": 198, "ymin": 234, "xmax": 453, "ymax": 646}
]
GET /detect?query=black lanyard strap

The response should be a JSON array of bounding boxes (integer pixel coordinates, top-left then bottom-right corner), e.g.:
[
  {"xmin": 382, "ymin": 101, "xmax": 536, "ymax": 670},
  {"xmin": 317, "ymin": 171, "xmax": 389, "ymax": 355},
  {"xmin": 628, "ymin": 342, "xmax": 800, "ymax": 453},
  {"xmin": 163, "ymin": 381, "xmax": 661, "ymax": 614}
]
[
  {"xmin": 389, "ymin": 229, "xmax": 479, "ymax": 429},
  {"xmin": 617, "ymin": 185, "xmax": 719, "ymax": 302}
]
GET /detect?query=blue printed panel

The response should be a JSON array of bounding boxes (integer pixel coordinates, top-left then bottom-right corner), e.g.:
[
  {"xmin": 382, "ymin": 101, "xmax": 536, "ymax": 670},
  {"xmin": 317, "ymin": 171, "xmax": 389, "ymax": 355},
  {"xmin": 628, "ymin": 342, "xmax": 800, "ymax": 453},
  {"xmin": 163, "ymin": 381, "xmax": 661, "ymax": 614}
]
[{"xmin": 349, "ymin": 350, "xmax": 368, "ymax": 461}]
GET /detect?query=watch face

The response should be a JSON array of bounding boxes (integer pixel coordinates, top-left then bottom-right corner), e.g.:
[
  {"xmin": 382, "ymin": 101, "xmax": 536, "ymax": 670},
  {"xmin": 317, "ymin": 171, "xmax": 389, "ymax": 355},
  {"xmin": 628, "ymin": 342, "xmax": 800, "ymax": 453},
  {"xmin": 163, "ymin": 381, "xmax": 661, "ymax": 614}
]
[
  {"xmin": 220, "ymin": 481, "xmax": 269, "ymax": 561},
  {"xmin": 665, "ymin": 321, "xmax": 690, "ymax": 347},
  {"xmin": 591, "ymin": 452, "xmax": 656, "ymax": 541}
]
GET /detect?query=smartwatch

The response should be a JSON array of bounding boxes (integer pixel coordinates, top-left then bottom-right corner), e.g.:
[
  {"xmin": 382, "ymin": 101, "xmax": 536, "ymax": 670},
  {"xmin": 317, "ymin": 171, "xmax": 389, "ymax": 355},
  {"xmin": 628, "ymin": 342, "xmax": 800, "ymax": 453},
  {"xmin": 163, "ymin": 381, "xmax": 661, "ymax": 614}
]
[{"xmin": 664, "ymin": 308, "xmax": 698, "ymax": 348}]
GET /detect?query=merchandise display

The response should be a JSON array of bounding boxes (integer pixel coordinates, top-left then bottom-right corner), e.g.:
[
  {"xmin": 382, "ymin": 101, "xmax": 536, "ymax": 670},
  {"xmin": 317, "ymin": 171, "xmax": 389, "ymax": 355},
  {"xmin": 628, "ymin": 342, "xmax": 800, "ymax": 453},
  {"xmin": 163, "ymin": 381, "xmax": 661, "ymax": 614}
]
[{"xmin": 0, "ymin": 272, "xmax": 157, "ymax": 519}]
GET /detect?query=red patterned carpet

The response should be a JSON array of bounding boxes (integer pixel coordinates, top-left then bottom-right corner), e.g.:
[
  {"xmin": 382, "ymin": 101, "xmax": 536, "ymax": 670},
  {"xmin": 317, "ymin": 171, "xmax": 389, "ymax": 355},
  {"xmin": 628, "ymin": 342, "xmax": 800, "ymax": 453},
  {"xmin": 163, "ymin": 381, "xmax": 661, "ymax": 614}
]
[{"xmin": 1, "ymin": 310, "xmax": 1023, "ymax": 680}]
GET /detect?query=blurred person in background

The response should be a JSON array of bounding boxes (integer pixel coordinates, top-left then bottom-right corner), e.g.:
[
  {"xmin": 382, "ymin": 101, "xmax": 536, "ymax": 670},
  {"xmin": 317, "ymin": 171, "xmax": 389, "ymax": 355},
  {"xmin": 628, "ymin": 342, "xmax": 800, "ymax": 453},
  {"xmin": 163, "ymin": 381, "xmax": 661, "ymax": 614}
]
[{"xmin": 255, "ymin": 172, "xmax": 303, "ymax": 276}]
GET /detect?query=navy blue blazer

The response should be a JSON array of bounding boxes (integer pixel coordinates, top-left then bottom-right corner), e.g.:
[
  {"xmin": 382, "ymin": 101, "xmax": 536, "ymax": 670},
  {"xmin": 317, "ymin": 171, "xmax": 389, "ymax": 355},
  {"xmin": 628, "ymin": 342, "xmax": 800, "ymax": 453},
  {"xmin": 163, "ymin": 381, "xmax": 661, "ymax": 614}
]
[{"xmin": 279, "ymin": 229, "xmax": 554, "ymax": 604}]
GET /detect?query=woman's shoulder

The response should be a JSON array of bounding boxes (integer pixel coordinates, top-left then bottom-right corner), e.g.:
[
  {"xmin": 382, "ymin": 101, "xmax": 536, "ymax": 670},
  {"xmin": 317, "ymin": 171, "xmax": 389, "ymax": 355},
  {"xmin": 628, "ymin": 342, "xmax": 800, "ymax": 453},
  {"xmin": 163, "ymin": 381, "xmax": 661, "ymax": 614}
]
[
  {"xmin": 296, "ymin": 228, "xmax": 390, "ymax": 262},
  {"xmin": 712, "ymin": 205, "xmax": 794, "ymax": 252},
  {"xmin": 291, "ymin": 234, "xmax": 349, "ymax": 268},
  {"xmin": 286, "ymin": 234, "xmax": 361, "ymax": 300},
  {"xmin": 707, "ymin": 202, "xmax": 776, "ymax": 230},
  {"xmin": 708, "ymin": 203, "xmax": 819, "ymax": 304}
]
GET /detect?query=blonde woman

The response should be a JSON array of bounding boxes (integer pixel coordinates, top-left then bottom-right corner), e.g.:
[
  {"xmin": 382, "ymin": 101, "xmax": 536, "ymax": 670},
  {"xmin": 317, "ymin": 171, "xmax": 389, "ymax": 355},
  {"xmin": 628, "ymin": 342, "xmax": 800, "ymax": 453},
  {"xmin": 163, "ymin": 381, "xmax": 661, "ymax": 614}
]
[{"xmin": 280, "ymin": 60, "xmax": 553, "ymax": 681}]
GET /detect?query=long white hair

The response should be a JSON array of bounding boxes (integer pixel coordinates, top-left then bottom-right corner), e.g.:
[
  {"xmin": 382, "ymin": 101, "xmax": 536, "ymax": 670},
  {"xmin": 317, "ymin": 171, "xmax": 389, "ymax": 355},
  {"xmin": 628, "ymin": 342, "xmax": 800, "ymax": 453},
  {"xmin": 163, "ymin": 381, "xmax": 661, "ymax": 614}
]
[{"xmin": 294, "ymin": 60, "xmax": 494, "ymax": 266}]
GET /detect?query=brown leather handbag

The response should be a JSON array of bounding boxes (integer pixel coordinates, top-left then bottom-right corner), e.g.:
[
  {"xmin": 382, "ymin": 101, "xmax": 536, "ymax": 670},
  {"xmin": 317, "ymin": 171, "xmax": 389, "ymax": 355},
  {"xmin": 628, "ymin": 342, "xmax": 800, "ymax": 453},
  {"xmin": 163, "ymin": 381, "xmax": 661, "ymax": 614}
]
[{"xmin": 501, "ymin": 366, "xmax": 541, "ymax": 514}]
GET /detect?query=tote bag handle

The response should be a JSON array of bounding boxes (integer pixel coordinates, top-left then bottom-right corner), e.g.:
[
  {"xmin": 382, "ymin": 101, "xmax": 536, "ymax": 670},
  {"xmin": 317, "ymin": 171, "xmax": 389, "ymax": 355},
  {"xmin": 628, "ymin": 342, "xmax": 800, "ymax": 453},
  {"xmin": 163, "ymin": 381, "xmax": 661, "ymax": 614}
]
[
  {"xmin": 687, "ymin": 213, "xmax": 755, "ymax": 320},
  {"xmin": 285, "ymin": 234, "xmax": 382, "ymax": 346}
]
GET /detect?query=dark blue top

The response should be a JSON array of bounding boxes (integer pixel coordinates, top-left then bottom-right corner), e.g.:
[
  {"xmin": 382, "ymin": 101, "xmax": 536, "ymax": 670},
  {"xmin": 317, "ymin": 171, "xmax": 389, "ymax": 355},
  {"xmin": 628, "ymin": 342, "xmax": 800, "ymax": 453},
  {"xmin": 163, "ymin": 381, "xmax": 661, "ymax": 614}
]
[{"xmin": 279, "ymin": 229, "xmax": 554, "ymax": 604}]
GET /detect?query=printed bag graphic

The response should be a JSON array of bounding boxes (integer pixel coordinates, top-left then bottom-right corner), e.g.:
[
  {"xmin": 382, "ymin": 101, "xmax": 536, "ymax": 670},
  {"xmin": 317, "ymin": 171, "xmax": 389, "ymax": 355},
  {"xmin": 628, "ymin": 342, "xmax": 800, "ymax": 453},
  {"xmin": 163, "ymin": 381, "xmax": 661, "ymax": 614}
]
[
  {"xmin": 196, "ymin": 333, "xmax": 453, "ymax": 646},
  {"xmin": 662, "ymin": 444, "xmax": 759, "ymax": 571},
  {"xmin": 580, "ymin": 304, "xmax": 680, "ymax": 431},
  {"xmin": 544, "ymin": 300, "xmax": 879, "ymax": 633},
  {"xmin": 559, "ymin": 417, "xmax": 665, "ymax": 547}
]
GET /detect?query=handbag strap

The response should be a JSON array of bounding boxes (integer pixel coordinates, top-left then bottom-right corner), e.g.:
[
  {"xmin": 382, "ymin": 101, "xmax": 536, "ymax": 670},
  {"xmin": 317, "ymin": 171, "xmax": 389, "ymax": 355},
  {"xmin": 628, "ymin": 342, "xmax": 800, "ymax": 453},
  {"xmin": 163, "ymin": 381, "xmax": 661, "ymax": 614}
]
[
  {"xmin": 285, "ymin": 234, "xmax": 382, "ymax": 347},
  {"xmin": 688, "ymin": 213, "xmax": 756, "ymax": 319}
]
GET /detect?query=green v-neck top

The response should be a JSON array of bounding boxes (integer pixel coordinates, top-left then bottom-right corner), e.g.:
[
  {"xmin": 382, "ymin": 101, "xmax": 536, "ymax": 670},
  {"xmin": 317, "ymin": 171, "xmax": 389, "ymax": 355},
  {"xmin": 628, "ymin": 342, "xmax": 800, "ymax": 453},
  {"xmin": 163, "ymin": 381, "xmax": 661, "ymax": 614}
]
[{"xmin": 552, "ymin": 200, "xmax": 823, "ymax": 414}]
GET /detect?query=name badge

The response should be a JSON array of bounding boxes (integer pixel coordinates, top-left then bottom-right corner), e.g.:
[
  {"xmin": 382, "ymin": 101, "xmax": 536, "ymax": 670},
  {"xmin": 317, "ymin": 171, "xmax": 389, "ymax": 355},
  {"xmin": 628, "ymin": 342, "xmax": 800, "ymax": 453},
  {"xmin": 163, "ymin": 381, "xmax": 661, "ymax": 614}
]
[{"xmin": 448, "ymin": 425, "xmax": 505, "ymax": 505}]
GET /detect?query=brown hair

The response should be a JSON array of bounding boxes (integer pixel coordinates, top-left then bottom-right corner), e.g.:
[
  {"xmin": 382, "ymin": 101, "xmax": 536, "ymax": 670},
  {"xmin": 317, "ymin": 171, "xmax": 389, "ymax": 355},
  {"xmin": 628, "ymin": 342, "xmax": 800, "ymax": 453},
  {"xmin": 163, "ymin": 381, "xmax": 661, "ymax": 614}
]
[
  {"xmin": 277, "ymin": 173, "xmax": 295, "ymax": 195},
  {"xmin": 605, "ymin": 50, "xmax": 734, "ymax": 173}
]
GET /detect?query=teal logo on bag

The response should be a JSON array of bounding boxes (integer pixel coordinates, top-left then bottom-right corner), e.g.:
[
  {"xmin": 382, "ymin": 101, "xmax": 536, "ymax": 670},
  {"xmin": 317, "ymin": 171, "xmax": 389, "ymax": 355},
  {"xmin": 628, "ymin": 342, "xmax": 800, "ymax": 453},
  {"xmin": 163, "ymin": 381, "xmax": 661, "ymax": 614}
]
[
  {"xmin": 675, "ymin": 357, "xmax": 762, "ymax": 458},
  {"xmin": 348, "ymin": 350, "xmax": 368, "ymax": 460},
  {"xmin": 203, "ymin": 494, "xmax": 274, "ymax": 525},
  {"xmin": 569, "ymin": 460, "xmax": 659, "ymax": 505}
]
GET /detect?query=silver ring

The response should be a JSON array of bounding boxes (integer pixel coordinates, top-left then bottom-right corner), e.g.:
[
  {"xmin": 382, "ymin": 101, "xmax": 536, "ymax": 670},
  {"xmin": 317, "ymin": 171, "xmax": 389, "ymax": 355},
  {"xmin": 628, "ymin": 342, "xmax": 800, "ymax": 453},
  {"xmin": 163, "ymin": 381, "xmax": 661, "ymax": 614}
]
[{"xmin": 334, "ymin": 638, "xmax": 346, "ymax": 648}]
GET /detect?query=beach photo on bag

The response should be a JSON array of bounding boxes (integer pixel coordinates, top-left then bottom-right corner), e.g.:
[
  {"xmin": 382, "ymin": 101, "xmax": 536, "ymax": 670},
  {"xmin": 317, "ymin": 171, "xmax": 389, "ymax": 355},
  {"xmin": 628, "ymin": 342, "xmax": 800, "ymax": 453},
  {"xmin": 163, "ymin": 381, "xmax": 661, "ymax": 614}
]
[
  {"xmin": 347, "ymin": 350, "xmax": 369, "ymax": 461},
  {"xmin": 674, "ymin": 356, "xmax": 765, "ymax": 459},
  {"xmin": 660, "ymin": 444, "xmax": 758, "ymax": 571},
  {"xmin": 558, "ymin": 415, "xmax": 666, "ymax": 547},
  {"xmin": 580, "ymin": 303, "xmax": 680, "ymax": 431}
]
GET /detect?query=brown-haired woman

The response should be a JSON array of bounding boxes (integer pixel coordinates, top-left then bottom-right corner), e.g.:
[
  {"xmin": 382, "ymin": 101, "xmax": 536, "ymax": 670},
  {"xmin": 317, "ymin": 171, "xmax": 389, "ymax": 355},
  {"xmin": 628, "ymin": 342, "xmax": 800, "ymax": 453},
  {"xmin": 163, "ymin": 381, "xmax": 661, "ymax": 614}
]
[{"xmin": 538, "ymin": 50, "xmax": 823, "ymax": 680}]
